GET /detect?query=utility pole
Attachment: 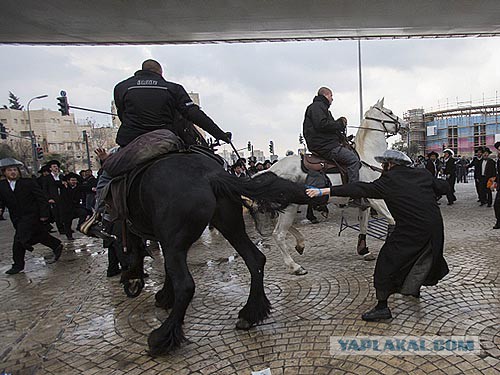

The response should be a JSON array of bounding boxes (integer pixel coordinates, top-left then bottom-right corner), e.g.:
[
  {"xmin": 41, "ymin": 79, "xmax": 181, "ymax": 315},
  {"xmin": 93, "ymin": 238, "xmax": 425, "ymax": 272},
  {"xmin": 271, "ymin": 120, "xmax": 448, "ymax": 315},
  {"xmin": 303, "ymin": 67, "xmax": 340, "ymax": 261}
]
[
  {"xmin": 27, "ymin": 94, "xmax": 48, "ymax": 173},
  {"xmin": 82, "ymin": 130, "xmax": 91, "ymax": 169}
]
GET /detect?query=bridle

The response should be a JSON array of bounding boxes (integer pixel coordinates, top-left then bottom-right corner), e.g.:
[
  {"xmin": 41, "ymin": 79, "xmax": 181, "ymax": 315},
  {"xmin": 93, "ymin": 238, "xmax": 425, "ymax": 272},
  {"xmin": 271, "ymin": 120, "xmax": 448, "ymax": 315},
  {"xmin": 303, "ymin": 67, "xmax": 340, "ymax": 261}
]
[{"xmin": 350, "ymin": 106, "xmax": 403, "ymax": 138}]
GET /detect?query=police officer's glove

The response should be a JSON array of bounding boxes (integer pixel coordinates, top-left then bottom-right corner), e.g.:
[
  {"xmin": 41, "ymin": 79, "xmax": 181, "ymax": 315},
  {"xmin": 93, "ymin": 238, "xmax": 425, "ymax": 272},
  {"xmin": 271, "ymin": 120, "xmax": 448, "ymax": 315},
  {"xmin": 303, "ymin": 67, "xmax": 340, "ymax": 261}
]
[
  {"xmin": 220, "ymin": 131, "xmax": 232, "ymax": 144},
  {"xmin": 339, "ymin": 117, "xmax": 348, "ymax": 127}
]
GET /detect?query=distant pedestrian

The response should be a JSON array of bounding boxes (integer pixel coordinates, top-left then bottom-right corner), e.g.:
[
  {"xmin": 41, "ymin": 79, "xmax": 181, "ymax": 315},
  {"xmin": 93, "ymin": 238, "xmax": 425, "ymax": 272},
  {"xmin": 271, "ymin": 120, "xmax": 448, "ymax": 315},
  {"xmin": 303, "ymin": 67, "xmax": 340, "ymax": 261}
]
[
  {"xmin": 493, "ymin": 141, "xmax": 500, "ymax": 229},
  {"xmin": 0, "ymin": 158, "xmax": 62, "ymax": 274},
  {"xmin": 442, "ymin": 149, "xmax": 457, "ymax": 205},
  {"xmin": 478, "ymin": 147, "xmax": 496, "ymax": 207},
  {"xmin": 470, "ymin": 147, "xmax": 484, "ymax": 202}
]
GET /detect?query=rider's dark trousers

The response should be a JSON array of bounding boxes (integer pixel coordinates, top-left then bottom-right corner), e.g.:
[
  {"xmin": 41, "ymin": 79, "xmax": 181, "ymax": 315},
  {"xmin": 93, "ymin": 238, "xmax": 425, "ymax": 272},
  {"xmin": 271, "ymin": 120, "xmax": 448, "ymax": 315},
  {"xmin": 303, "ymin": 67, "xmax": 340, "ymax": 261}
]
[{"xmin": 326, "ymin": 145, "xmax": 360, "ymax": 183}]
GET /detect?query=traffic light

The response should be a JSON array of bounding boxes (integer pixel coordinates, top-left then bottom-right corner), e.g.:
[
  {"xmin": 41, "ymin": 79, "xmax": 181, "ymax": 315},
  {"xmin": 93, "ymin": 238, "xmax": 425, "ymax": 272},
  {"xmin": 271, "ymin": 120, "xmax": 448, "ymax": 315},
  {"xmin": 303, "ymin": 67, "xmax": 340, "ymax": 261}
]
[
  {"xmin": 0, "ymin": 122, "xmax": 6, "ymax": 139},
  {"xmin": 269, "ymin": 140, "xmax": 274, "ymax": 155},
  {"xmin": 299, "ymin": 133, "xmax": 304, "ymax": 145},
  {"xmin": 247, "ymin": 141, "xmax": 251, "ymax": 151},
  {"xmin": 36, "ymin": 146, "xmax": 44, "ymax": 160},
  {"xmin": 57, "ymin": 95, "xmax": 70, "ymax": 116}
]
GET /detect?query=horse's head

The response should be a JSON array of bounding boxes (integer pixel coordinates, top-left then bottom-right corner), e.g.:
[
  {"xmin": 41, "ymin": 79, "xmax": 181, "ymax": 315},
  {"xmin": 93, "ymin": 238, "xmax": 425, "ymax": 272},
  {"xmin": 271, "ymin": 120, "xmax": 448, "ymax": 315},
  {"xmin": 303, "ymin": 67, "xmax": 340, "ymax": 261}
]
[{"xmin": 364, "ymin": 98, "xmax": 406, "ymax": 137}]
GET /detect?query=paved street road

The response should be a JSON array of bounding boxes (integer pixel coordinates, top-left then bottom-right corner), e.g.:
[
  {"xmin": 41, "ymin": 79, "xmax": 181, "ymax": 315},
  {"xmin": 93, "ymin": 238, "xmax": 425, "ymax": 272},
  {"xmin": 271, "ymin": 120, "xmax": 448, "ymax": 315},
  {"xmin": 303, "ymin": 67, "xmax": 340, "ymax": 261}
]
[{"xmin": 0, "ymin": 182, "xmax": 499, "ymax": 374}]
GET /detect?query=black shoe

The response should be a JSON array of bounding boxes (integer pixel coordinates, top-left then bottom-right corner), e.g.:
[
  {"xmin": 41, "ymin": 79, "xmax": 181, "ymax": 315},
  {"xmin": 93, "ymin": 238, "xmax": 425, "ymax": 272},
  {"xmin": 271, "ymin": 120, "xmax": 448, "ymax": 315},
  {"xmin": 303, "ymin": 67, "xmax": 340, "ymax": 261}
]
[
  {"xmin": 480, "ymin": 203, "xmax": 486, "ymax": 206},
  {"xmin": 308, "ymin": 217, "xmax": 319, "ymax": 224},
  {"xmin": 107, "ymin": 268, "xmax": 121, "ymax": 277},
  {"xmin": 447, "ymin": 202, "xmax": 453, "ymax": 205},
  {"xmin": 487, "ymin": 204, "xmax": 492, "ymax": 208},
  {"xmin": 66, "ymin": 234, "xmax": 75, "ymax": 241},
  {"xmin": 493, "ymin": 223, "xmax": 500, "ymax": 229},
  {"xmin": 5, "ymin": 265, "xmax": 24, "ymax": 275},
  {"xmin": 86, "ymin": 222, "xmax": 116, "ymax": 240},
  {"xmin": 361, "ymin": 306, "xmax": 392, "ymax": 321},
  {"xmin": 53, "ymin": 243, "xmax": 63, "ymax": 261}
]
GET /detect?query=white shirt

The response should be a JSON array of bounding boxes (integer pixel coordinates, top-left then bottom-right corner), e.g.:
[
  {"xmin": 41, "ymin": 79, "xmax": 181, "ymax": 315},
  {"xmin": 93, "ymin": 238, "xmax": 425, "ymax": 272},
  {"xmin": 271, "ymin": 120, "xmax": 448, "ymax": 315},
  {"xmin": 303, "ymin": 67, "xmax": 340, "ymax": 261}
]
[
  {"xmin": 482, "ymin": 159, "xmax": 487, "ymax": 176},
  {"xmin": 51, "ymin": 172, "xmax": 60, "ymax": 181},
  {"xmin": 8, "ymin": 179, "xmax": 16, "ymax": 191}
]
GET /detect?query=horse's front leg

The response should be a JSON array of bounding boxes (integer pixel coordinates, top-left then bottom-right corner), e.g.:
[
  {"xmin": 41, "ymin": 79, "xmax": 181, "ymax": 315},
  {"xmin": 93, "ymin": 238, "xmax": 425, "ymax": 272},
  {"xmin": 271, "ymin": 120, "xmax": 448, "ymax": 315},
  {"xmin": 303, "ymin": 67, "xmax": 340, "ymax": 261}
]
[
  {"xmin": 120, "ymin": 229, "xmax": 146, "ymax": 297},
  {"xmin": 273, "ymin": 204, "xmax": 308, "ymax": 275}
]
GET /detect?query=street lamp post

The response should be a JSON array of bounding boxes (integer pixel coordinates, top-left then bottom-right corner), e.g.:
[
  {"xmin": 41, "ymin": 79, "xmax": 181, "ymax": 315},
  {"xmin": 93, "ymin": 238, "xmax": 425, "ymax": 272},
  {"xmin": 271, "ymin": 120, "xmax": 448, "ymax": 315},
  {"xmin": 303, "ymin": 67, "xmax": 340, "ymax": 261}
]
[{"xmin": 27, "ymin": 94, "xmax": 48, "ymax": 174}]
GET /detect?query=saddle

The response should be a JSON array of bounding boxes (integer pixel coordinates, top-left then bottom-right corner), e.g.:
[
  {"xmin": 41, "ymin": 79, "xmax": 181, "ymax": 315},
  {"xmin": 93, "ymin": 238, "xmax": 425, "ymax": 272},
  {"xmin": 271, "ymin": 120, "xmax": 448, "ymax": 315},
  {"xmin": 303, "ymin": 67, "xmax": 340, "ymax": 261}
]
[
  {"xmin": 302, "ymin": 153, "xmax": 343, "ymax": 175},
  {"xmin": 102, "ymin": 145, "xmax": 225, "ymax": 240}
]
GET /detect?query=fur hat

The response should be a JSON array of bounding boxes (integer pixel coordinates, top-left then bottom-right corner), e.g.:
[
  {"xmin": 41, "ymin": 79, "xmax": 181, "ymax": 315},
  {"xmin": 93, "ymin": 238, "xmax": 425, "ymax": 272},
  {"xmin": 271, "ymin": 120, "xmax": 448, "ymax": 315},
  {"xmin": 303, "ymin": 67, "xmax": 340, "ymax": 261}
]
[
  {"xmin": 374, "ymin": 150, "xmax": 412, "ymax": 166},
  {"xmin": 443, "ymin": 149, "xmax": 454, "ymax": 157},
  {"xmin": 0, "ymin": 158, "xmax": 23, "ymax": 170}
]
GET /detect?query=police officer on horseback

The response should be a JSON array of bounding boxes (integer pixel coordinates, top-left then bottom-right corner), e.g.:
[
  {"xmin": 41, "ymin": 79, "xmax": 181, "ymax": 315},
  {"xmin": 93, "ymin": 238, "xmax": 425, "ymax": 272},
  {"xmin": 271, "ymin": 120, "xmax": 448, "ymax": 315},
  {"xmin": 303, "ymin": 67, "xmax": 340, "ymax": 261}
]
[
  {"xmin": 82, "ymin": 59, "xmax": 231, "ymax": 238},
  {"xmin": 303, "ymin": 87, "xmax": 360, "ymax": 184}
]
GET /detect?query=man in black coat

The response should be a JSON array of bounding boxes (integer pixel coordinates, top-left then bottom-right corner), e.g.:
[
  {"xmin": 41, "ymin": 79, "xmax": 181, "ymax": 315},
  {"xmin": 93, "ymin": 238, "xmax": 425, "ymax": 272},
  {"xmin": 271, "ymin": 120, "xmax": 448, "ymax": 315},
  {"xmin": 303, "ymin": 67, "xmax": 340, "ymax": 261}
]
[
  {"xmin": 303, "ymin": 87, "xmax": 360, "ymax": 185},
  {"xmin": 493, "ymin": 142, "xmax": 500, "ymax": 229},
  {"xmin": 478, "ymin": 147, "xmax": 496, "ymax": 207},
  {"xmin": 0, "ymin": 158, "xmax": 63, "ymax": 274},
  {"xmin": 425, "ymin": 151, "xmax": 440, "ymax": 177},
  {"xmin": 41, "ymin": 159, "xmax": 65, "ymax": 233},
  {"xmin": 306, "ymin": 150, "xmax": 449, "ymax": 321},
  {"xmin": 442, "ymin": 149, "xmax": 457, "ymax": 205},
  {"xmin": 59, "ymin": 172, "xmax": 92, "ymax": 240},
  {"xmin": 470, "ymin": 147, "xmax": 484, "ymax": 202}
]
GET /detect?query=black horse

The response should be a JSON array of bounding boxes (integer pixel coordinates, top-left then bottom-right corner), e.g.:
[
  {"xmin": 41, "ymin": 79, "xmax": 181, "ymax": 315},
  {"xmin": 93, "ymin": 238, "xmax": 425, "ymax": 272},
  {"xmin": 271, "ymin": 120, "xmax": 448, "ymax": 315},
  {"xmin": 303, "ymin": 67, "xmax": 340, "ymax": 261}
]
[{"xmin": 120, "ymin": 152, "xmax": 308, "ymax": 356}]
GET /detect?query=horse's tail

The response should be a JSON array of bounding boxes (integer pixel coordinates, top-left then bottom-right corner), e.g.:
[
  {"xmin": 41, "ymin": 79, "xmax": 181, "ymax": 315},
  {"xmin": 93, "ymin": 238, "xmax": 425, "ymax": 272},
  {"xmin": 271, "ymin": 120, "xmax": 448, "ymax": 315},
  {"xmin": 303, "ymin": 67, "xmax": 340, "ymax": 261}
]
[{"xmin": 209, "ymin": 172, "xmax": 309, "ymax": 213}]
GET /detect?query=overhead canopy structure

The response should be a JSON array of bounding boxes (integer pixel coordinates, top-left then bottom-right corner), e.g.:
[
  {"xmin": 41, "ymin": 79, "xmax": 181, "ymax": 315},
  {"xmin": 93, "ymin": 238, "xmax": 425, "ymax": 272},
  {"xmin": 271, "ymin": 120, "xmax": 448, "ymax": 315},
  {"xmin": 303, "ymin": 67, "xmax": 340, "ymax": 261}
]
[{"xmin": 2, "ymin": 0, "xmax": 500, "ymax": 44}]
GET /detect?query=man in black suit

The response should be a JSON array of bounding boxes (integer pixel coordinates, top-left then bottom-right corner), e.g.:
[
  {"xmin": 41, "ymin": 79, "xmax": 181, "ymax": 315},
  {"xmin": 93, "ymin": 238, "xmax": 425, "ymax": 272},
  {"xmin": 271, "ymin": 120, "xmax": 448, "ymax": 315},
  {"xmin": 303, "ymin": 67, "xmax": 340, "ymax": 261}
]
[
  {"xmin": 478, "ymin": 147, "xmax": 496, "ymax": 207},
  {"xmin": 442, "ymin": 149, "xmax": 457, "ymax": 205},
  {"xmin": 493, "ymin": 142, "xmax": 500, "ymax": 229},
  {"xmin": 0, "ymin": 158, "xmax": 63, "ymax": 274},
  {"xmin": 41, "ymin": 160, "xmax": 65, "ymax": 234},
  {"xmin": 470, "ymin": 147, "xmax": 484, "ymax": 202},
  {"xmin": 59, "ymin": 172, "xmax": 91, "ymax": 240}
]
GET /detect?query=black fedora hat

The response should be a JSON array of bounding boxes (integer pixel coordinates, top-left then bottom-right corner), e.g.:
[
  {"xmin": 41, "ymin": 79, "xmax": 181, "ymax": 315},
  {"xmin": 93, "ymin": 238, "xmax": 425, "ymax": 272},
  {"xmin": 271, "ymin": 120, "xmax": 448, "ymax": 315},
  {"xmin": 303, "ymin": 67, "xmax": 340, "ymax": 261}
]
[
  {"xmin": 46, "ymin": 160, "xmax": 61, "ymax": 167},
  {"xmin": 494, "ymin": 141, "xmax": 500, "ymax": 150},
  {"xmin": 427, "ymin": 151, "xmax": 439, "ymax": 158}
]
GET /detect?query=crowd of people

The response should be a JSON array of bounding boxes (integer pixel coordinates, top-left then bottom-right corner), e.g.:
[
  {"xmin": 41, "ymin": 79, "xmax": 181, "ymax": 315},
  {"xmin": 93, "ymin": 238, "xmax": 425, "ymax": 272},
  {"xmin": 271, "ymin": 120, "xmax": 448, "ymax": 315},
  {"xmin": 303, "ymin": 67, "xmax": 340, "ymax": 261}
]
[{"xmin": 228, "ymin": 157, "xmax": 276, "ymax": 177}]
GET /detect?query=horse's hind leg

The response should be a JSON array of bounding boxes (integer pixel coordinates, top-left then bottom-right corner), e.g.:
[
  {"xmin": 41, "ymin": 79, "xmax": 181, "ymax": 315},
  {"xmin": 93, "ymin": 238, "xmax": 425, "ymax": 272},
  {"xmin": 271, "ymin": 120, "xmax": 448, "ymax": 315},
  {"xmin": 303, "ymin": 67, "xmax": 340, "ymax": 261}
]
[
  {"xmin": 288, "ymin": 226, "xmax": 305, "ymax": 256},
  {"xmin": 211, "ymin": 198, "xmax": 271, "ymax": 330}
]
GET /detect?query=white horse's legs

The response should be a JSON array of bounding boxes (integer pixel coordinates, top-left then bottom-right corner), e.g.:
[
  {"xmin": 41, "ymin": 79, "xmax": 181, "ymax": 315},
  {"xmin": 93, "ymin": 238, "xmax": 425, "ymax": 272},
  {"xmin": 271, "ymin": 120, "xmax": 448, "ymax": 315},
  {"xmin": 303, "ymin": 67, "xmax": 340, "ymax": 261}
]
[
  {"xmin": 367, "ymin": 199, "xmax": 395, "ymax": 225},
  {"xmin": 272, "ymin": 204, "xmax": 308, "ymax": 276},
  {"xmin": 288, "ymin": 225, "xmax": 305, "ymax": 255}
]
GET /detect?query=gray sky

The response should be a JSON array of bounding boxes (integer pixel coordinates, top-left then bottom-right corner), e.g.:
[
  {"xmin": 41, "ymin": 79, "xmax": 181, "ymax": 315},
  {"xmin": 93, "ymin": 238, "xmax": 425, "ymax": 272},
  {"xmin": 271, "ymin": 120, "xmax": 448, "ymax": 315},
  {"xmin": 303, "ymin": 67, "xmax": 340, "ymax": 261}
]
[{"xmin": 1, "ymin": 37, "xmax": 500, "ymax": 156}]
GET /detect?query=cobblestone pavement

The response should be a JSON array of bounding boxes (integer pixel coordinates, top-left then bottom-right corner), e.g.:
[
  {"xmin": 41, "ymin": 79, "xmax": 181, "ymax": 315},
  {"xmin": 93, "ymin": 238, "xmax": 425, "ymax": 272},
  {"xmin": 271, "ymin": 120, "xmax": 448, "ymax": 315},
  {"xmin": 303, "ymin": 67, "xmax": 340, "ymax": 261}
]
[{"xmin": 0, "ymin": 182, "xmax": 499, "ymax": 374}]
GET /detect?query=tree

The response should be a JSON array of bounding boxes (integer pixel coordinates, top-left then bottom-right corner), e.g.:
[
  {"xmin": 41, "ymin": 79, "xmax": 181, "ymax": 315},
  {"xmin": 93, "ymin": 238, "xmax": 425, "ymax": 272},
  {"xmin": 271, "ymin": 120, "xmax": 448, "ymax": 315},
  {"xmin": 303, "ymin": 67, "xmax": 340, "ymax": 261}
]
[
  {"xmin": 391, "ymin": 140, "xmax": 420, "ymax": 159},
  {"xmin": 3, "ymin": 91, "xmax": 24, "ymax": 110},
  {"xmin": 0, "ymin": 143, "xmax": 18, "ymax": 159}
]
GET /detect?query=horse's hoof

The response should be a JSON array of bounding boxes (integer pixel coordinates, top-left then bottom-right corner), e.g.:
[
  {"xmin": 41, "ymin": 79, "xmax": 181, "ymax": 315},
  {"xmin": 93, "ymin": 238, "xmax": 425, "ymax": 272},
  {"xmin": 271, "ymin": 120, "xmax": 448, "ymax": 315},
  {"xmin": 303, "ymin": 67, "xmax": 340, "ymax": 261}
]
[
  {"xmin": 123, "ymin": 278, "xmax": 144, "ymax": 298},
  {"xmin": 363, "ymin": 253, "xmax": 376, "ymax": 261},
  {"xmin": 293, "ymin": 267, "xmax": 308, "ymax": 276},
  {"xmin": 295, "ymin": 245, "xmax": 305, "ymax": 255},
  {"xmin": 235, "ymin": 318, "xmax": 253, "ymax": 330}
]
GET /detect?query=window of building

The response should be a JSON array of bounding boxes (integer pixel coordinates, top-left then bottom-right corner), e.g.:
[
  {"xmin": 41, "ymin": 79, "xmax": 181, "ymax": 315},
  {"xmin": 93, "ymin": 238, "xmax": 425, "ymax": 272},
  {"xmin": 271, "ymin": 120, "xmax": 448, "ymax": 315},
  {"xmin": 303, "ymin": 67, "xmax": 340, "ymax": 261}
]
[
  {"xmin": 473, "ymin": 123, "xmax": 486, "ymax": 148},
  {"xmin": 64, "ymin": 131, "xmax": 70, "ymax": 139},
  {"xmin": 447, "ymin": 125, "xmax": 458, "ymax": 154},
  {"xmin": 67, "ymin": 144, "xmax": 73, "ymax": 151}
]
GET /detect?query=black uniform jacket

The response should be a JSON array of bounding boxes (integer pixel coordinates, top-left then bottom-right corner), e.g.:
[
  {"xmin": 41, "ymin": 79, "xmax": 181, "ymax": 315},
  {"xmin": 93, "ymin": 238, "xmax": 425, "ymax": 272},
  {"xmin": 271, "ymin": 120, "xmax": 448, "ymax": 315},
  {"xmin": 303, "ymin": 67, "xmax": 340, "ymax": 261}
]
[
  {"xmin": 41, "ymin": 173, "xmax": 64, "ymax": 201},
  {"xmin": 331, "ymin": 166, "xmax": 450, "ymax": 294},
  {"xmin": 0, "ymin": 178, "xmax": 51, "ymax": 247},
  {"xmin": 114, "ymin": 69, "xmax": 227, "ymax": 146},
  {"xmin": 303, "ymin": 95, "xmax": 346, "ymax": 154}
]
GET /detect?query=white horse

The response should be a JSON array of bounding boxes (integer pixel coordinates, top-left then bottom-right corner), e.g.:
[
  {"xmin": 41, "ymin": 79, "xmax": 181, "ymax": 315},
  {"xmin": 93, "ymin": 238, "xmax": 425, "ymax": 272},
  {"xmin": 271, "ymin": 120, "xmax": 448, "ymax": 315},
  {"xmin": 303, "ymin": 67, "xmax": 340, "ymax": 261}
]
[{"xmin": 250, "ymin": 98, "xmax": 406, "ymax": 275}]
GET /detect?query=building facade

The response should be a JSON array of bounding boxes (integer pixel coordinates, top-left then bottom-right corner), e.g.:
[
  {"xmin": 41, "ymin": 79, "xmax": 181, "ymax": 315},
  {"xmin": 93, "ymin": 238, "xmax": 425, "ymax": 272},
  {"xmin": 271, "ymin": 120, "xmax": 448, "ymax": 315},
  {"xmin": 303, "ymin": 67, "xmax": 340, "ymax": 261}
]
[
  {"xmin": 406, "ymin": 101, "xmax": 500, "ymax": 157},
  {"xmin": 0, "ymin": 108, "xmax": 117, "ymax": 172}
]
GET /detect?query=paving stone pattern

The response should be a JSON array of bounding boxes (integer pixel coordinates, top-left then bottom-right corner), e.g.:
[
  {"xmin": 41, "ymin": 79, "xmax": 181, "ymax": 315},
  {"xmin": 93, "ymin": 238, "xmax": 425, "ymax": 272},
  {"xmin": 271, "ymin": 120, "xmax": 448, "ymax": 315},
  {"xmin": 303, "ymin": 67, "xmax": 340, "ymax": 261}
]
[{"xmin": 0, "ymin": 182, "xmax": 499, "ymax": 374}]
